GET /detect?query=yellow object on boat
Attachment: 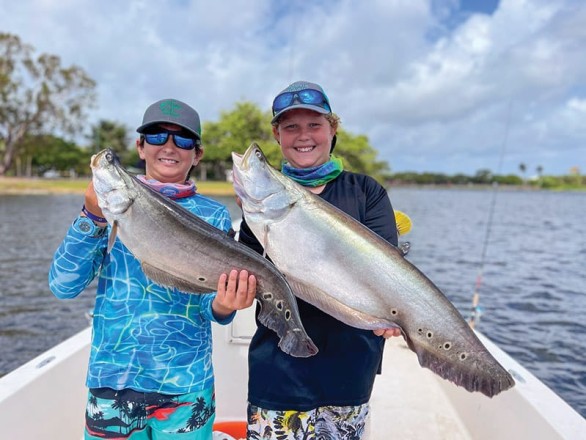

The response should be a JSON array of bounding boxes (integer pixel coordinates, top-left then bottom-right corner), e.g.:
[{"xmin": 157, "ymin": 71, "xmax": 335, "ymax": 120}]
[{"xmin": 395, "ymin": 210, "xmax": 412, "ymax": 236}]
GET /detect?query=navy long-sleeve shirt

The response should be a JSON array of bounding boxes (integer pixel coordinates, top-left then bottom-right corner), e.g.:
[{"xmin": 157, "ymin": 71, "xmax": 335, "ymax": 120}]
[{"xmin": 239, "ymin": 170, "xmax": 398, "ymax": 411}]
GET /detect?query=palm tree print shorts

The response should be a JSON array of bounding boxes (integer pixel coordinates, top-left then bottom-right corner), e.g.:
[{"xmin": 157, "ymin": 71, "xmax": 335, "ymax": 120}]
[
  {"xmin": 85, "ymin": 387, "xmax": 215, "ymax": 439},
  {"xmin": 247, "ymin": 403, "xmax": 370, "ymax": 440}
]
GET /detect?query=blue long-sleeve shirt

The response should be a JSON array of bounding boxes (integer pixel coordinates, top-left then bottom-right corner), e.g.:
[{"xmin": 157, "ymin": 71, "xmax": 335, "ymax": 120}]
[{"xmin": 49, "ymin": 193, "xmax": 234, "ymax": 394}]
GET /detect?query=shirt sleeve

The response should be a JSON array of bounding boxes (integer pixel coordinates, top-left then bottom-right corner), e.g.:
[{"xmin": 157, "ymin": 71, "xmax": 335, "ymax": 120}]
[
  {"xmin": 48, "ymin": 217, "xmax": 108, "ymax": 299},
  {"xmin": 198, "ymin": 292, "xmax": 236, "ymax": 325},
  {"xmin": 237, "ymin": 217, "xmax": 265, "ymax": 255},
  {"xmin": 362, "ymin": 177, "xmax": 398, "ymax": 246}
]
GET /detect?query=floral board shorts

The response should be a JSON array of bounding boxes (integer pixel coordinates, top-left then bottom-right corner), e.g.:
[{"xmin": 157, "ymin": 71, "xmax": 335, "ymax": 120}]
[
  {"xmin": 247, "ymin": 402, "xmax": 370, "ymax": 440},
  {"xmin": 84, "ymin": 387, "xmax": 215, "ymax": 439}
]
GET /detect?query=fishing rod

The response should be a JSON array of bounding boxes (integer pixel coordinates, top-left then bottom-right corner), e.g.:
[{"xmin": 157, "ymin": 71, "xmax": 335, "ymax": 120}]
[{"xmin": 469, "ymin": 100, "xmax": 513, "ymax": 329}]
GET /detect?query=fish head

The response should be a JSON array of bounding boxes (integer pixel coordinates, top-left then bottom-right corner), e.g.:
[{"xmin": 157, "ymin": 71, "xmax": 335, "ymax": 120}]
[
  {"xmin": 90, "ymin": 149, "xmax": 138, "ymax": 219},
  {"xmin": 232, "ymin": 143, "xmax": 301, "ymax": 222}
]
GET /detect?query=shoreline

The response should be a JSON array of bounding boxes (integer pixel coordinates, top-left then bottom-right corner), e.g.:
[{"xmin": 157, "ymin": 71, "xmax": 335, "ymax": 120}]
[
  {"xmin": 0, "ymin": 177, "xmax": 236, "ymax": 197},
  {"xmin": 1, "ymin": 177, "xmax": 583, "ymax": 196}
]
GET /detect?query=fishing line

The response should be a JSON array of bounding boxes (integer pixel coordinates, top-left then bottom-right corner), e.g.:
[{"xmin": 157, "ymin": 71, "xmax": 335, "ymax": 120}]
[{"xmin": 469, "ymin": 100, "xmax": 513, "ymax": 329}]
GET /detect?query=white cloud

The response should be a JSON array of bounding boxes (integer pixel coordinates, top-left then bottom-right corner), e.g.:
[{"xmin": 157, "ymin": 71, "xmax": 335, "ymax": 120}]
[{"xmin": 0, "ymin": 0, "xmax": 585, "ymax": 175}]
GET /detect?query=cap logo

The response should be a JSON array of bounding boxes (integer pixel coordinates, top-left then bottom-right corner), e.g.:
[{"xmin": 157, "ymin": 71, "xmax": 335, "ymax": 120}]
[{"xmin": 159, "ymin": 100, "xmax": 181, "ymax": 117}]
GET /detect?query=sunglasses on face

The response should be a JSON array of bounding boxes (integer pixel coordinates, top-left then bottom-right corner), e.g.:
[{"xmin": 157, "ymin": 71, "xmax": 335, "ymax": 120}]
[
  {"xmin": 272, "ymin": 89, "xmax": 331, "ymax": 116},
  {"xmin": 143, "ymin": 128, "xmax": 199, "ymax": 150}
]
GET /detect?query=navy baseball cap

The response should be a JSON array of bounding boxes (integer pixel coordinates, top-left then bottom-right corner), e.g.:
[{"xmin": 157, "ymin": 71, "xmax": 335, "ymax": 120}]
[
  {"xmin": 137, "ymin": 99, "xmax": 201, "ymax": 140},
  {"xmin": 271, "ymin": 81, "xmax": 332, "ymax": 123}
]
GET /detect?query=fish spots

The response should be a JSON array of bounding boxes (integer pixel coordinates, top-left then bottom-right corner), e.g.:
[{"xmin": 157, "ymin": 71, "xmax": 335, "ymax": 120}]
[
  {"xmin": 417, "ymin": 328, "xmax": 433, "ymax": 337},
  {"xmin": 459, "ymin": 352, "xmax": 468, "ymax": 361},
  {"xmin": 198, "ymin": 276, "xmax": 206, "ymax": 282},
  {"xmin": 417, "ymin": 327, "xmax": 434, "ymax": 339},
  {"xmin": 261, "ymin": 292, "xmax": 292, "ymax": 321},
  {"xmin": 441, "ymin": 342, "xmax": 452, "ymax": 350},
  {"xmin": 390, "ymin": 308, "xmax": 398, "ymax": 316}
]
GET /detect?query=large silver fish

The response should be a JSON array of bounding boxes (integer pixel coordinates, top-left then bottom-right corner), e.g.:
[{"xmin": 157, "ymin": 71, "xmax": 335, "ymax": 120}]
[
  {"xmin": 231, "ymin": 143, "xmax": 515, "ymax": 397},
  {"xmin": 90, "ymin": 149, "xmax": 317, "ymax": 358}
]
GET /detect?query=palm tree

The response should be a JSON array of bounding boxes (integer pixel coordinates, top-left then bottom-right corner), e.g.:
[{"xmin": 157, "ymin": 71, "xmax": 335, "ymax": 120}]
[
  {"xmin": 111, "ymin": 397, "xmax": 131, "ymax": 434},
  {"xmin": 186, "ymin": 397, "xmax": 214, "ymax": 430},
  {"xmin": 88, "ymin": 395, "xmax": 98, "ymax": 416},
  {"xmin": 519, "ymin": 163, "xmax": 527, "ymax": 185}
]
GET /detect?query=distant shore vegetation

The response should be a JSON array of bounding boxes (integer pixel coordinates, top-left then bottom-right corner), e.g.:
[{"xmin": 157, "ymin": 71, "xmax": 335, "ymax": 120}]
[
  {"xmin": 387, "ymin": 169, "xmax": 585, "ymax": 190},
  {"xmin": 0, "ymin": 32, "xmax": 583, "ymax": 192}
]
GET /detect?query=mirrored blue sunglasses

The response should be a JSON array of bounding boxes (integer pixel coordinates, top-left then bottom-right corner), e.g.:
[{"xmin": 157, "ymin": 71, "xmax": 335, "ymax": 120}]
[
  {"xmin": 143, "ymin": 128, "xmax": 199, "ymax": 150},
  {"xmin": 272, "ymin": 89, "xmax": 331, "ymax": 116}
]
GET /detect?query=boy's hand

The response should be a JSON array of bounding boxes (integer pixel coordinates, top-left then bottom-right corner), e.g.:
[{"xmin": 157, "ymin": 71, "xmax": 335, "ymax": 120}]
[
  {"xmin": 373, "ymin": 328, "xmax": 402, "ymax": 339},
  {"xmin": 84, "ymin": 182, "xmax": 106, "ymax": 220},
  {"xmin": 212, "ymin": 269, "xmax": 256, "ymax": 319}
]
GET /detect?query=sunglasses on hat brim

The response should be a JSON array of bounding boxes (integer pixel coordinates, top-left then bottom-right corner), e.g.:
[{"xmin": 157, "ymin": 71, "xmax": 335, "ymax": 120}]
[{"xmin": 272, "ymin": 89, "xmax": 331, "ymax": 116}]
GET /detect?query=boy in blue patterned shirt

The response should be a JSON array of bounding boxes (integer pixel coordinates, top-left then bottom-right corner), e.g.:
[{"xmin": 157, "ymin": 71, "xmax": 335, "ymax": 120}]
[{"xmin": 49, "ymin": 98, "xmax": 256, "ymax": 439}]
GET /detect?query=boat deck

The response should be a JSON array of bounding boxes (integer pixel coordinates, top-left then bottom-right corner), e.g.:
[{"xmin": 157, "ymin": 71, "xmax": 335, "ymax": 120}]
[
  {"xmin": 1, "ymin": 307, "xmax": 585, "ymax": 439},
  {"xmin": 370, "ymin": 338, "xmax": 471, "ymax": 439}
]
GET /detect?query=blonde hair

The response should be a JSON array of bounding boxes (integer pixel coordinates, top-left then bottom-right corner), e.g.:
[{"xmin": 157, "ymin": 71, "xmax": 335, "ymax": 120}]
[{"xmin": 325, "ymin": 113, "xmax": 341, "ymax": 130}]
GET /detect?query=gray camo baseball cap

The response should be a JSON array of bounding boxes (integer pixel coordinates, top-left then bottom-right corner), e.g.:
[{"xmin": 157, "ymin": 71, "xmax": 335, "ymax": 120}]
[{"xmin": 137, "ymin": 98, "xmax": 201, "ymax": 140}]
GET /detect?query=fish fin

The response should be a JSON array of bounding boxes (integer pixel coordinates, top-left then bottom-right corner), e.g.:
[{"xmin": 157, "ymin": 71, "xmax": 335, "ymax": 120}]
[
  {"xmin": 106, "ymin": 221, "xmax": 118, "ymax": 254},
  {"xmin": 403, "ymin": 331, "xmax": 515, "ymax": 397},
  {"xmin": 399, "ymin": 241, "xmax": 411, "ymax": 256},
  {"xmin": 261, "ymin": 224, "xmax": 270, "ymax": 258},
  {"xmin": 255, "ymin": 293, "xmax": 318, "ymax": 358},
  {"xmin": 141, "ymin": 262, "xmax": 211, "ymax": 294}
]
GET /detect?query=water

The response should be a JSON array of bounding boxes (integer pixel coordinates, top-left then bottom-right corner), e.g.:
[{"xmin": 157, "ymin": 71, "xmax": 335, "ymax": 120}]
[{"xmin": 0, "ymin": 189, "xmax": 585, "ymax": 418}]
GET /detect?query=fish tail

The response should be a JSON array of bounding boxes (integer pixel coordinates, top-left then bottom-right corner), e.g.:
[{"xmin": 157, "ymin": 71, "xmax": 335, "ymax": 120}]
[
  {"xmin": 405, "ymin": 334, "xmax": 515, "ymax": 397},
  {"xmin": 256, "ymin": 292, "xmax": 318, "ymax": 358},
  {"xmin": 278, "ymin": 329, "xmax": 319, "ymax": 358}
]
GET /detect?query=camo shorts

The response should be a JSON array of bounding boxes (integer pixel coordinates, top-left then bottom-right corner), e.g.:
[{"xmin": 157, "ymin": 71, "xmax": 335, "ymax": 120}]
[
  {"xmin": 84, "ymin": 387, "xmax": 215, "ymax": 439},
  {"xmin": 247, "ymin": 402, "xmax": 370, "ymax": 440}
]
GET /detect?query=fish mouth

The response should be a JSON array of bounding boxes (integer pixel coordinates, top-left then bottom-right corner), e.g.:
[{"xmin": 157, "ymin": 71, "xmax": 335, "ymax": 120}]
[
  {"xmin": 91, "ymin": 148, "xmax": 120, "ymax": 169},
  {"xmin": 230, "ymin": 151, "xmax": 249, "ymax": 202},
  {"xmin": 231, "ymin": 144, "xmax": 278, "ymax": 207},
  {"xmin": 238, "ymin": 142, "xmax": 260, "ymax": 171},
  {"xmin": 231, "ymin": 151, "xmax": 244, "ymax": 168},
  {"xmin": 90, "ymin": 150, "xmax": 106, "ymax": 168}
]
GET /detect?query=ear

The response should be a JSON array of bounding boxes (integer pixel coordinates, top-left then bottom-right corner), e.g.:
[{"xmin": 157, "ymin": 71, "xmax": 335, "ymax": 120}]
[
  {"xmin": 136, "ymin": 139, "xmax": 145, "ymax": 159},
  {"xmin": 193, "ymin": 147, "xmax": 204, "ymax": 166},
  {"xmin": 272, "ymin": 126, "xmax": 280, "ymax": 144}
]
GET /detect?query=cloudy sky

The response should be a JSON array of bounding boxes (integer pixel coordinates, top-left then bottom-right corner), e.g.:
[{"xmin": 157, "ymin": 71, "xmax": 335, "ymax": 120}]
[{"xmin": 1, "ymin": 0, "xmax": 585, "ymax": 175}]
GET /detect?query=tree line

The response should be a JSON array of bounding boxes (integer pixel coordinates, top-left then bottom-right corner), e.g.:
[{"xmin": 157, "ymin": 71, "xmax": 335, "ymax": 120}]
[{"xmin": 1, "ymin": 32, "xmax": 583, "ymax": 190}]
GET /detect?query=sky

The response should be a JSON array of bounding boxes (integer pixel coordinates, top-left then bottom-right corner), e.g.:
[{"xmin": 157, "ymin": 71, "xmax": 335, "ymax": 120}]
[{"xmin": 1, "ymin": 0, "xmax": 585, "ymax": 176}]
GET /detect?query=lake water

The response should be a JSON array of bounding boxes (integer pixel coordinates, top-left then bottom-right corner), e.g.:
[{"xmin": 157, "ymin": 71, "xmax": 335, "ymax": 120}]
[{"xmin": 0, "ymin": 188, "xmax": 585, "ymax": 418}]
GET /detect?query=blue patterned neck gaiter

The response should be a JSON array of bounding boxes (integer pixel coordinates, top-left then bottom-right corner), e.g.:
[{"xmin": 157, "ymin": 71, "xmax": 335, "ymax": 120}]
[{"xmin": 281, "ymin": 155, "xmax": 344, "ymax": 187}]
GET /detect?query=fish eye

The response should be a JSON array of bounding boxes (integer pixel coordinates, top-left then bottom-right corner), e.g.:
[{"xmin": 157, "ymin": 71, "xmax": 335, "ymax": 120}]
[{"xmin": 254, "ymin": 150, "xmax": 263, "ymax": 159}]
